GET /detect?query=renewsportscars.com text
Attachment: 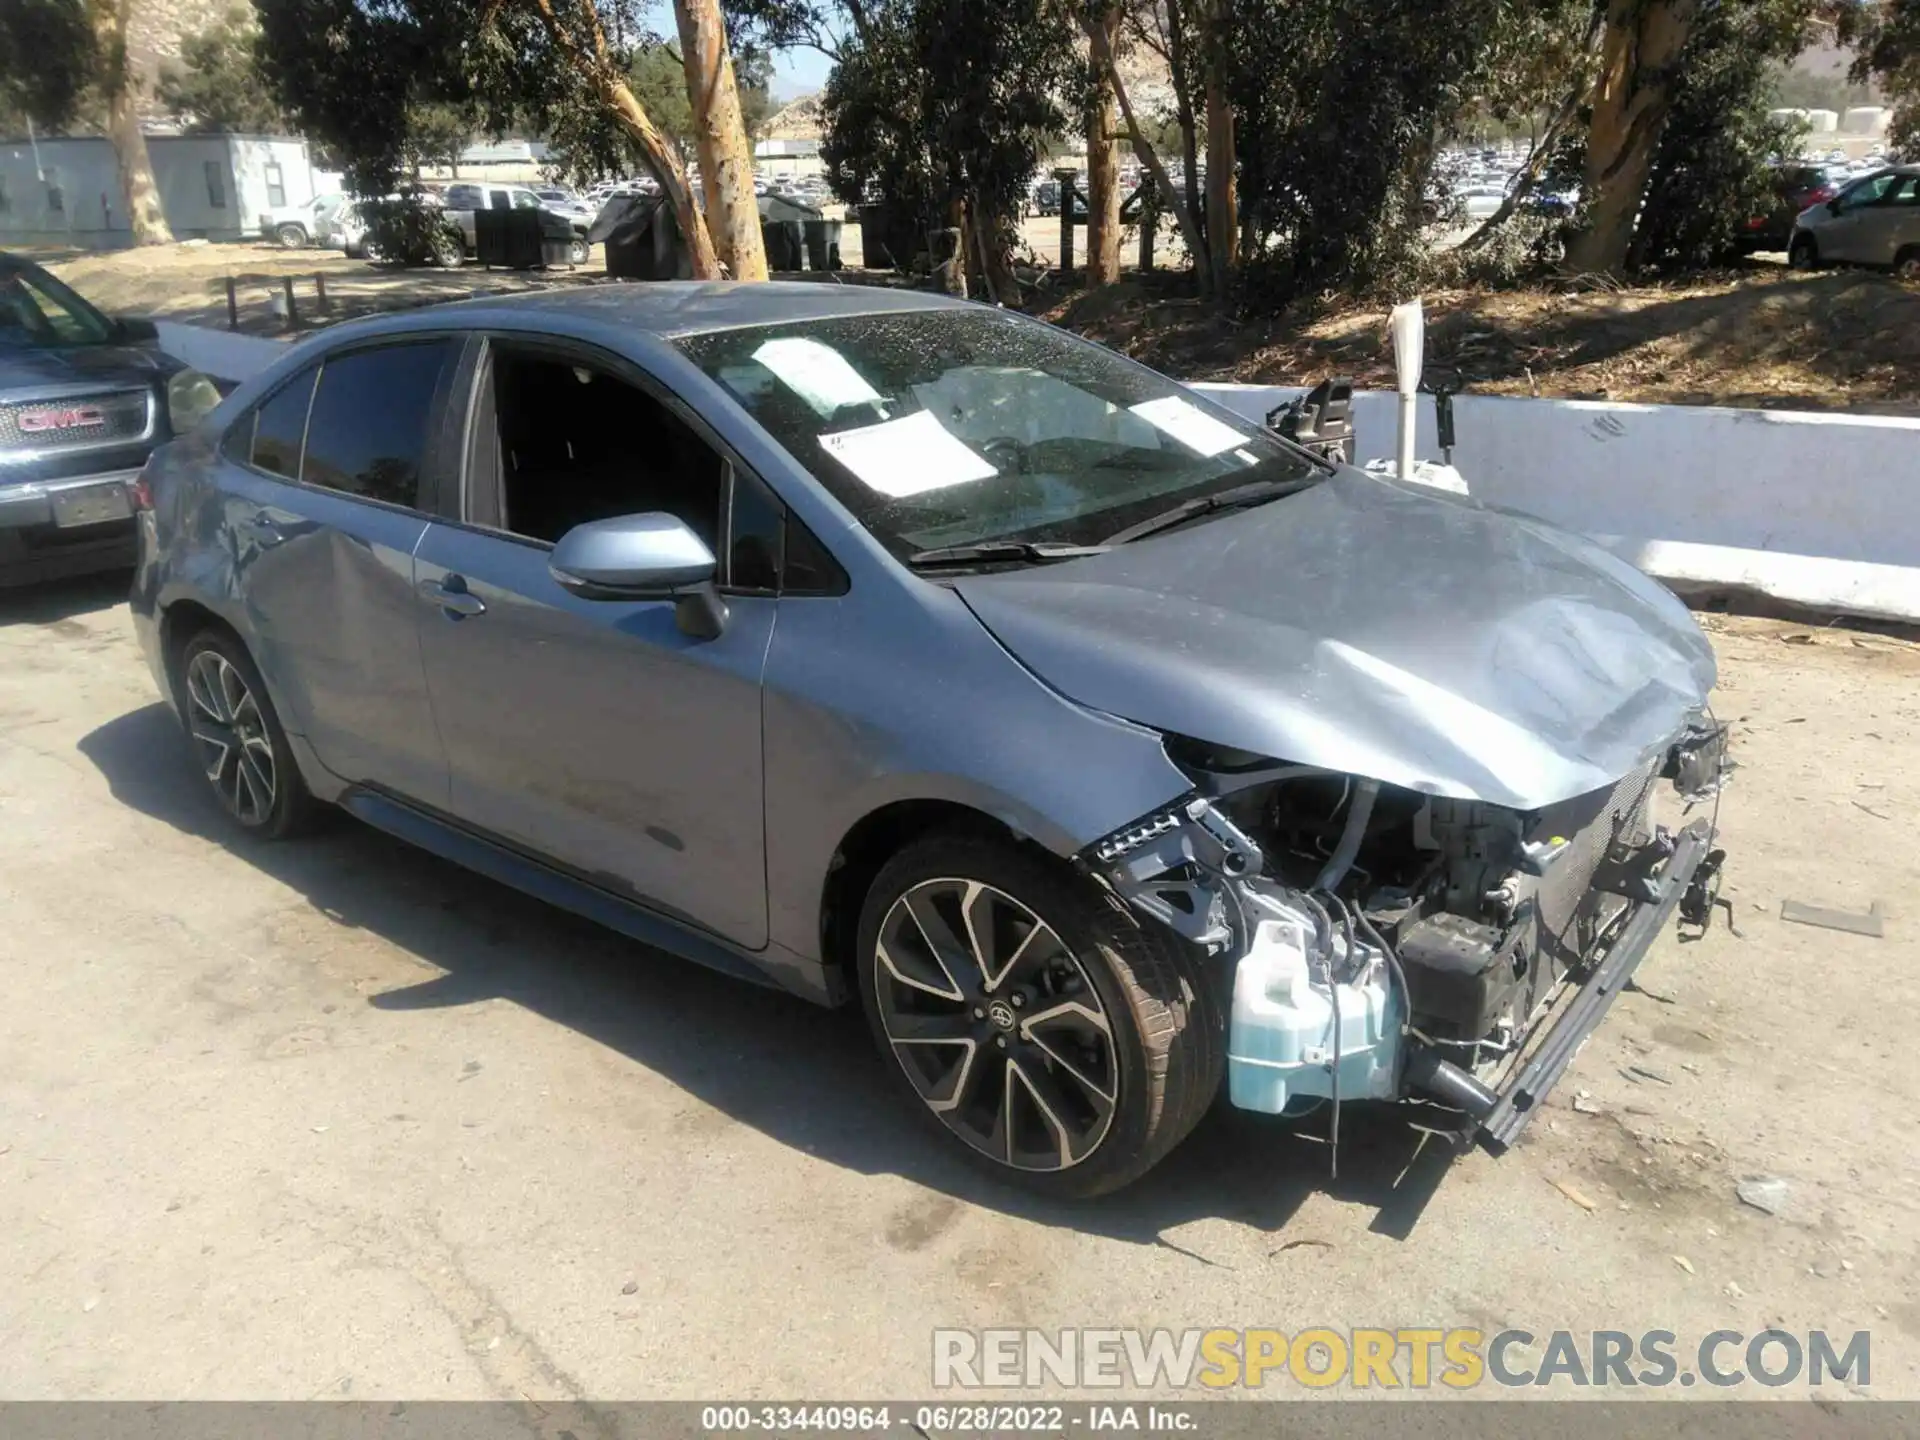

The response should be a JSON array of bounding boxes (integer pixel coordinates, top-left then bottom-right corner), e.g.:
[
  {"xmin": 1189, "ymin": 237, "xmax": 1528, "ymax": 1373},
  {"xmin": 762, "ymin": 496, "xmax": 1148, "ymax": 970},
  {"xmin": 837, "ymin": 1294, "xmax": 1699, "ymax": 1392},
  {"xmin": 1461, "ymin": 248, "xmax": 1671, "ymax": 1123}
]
[{"xmin": 931, "ymin": 1327, "xmax": 1871, "ymax": 1391}]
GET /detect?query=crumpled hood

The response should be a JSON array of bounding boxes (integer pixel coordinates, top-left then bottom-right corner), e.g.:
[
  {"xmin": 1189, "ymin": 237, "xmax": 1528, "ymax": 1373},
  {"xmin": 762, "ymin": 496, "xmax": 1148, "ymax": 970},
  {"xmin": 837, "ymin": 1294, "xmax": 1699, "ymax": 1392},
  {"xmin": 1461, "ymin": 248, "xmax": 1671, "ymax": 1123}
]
[{"xmin": 954, "ymin": 469, "xmax": 1716, "ymax": 811}]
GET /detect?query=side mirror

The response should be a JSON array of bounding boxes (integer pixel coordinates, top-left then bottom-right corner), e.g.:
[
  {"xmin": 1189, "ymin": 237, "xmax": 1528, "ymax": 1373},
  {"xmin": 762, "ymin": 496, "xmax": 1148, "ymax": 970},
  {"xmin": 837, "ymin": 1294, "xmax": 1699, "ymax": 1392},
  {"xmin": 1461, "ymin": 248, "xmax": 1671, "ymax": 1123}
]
[
  {"xmin": 113, "ymin": 315, "xmax": 160, "ymax": 343},
  {"xmin": 549, "ymin": 512, "xmax": 728, "ymax": 639}
]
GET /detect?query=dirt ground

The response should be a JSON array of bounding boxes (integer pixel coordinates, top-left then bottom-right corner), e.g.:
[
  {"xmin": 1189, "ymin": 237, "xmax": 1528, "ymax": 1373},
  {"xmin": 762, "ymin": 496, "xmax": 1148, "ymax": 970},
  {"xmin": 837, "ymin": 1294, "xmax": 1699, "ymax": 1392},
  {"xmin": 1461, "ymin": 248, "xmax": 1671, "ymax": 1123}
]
[
  {"xmin": 1, "ymin": 575, "xmax": 1917, "ymax": 1402},
  {"xmin": 1040, "ymin": 266, "xmax": 1920, "ymax": 414},
  {"xmin": 38, "ymin": 237, "xmax": 1915, "ymax": 414}
]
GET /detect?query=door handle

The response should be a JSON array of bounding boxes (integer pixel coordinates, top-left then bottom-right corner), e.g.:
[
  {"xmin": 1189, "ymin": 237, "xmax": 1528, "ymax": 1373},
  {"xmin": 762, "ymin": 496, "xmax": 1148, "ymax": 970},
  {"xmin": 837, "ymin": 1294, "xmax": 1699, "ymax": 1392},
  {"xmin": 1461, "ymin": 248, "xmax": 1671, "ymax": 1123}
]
[
  {"xmin": 420, "ymin": 574, "xmax": 487, "ymax": 618},
  {"xmin": 238, "ymin": 512, "xmax": 283, "ymax": 547}
]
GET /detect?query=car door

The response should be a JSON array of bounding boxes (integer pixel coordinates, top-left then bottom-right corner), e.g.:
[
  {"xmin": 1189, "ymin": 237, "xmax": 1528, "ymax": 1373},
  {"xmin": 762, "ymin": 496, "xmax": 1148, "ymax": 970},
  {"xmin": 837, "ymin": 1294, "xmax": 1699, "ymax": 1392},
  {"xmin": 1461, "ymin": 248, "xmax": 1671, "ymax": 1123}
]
[
  {"xmin": 218, "ymin": 337, "xmax": 465, "ymax": 803},
  {"xmin": 1821, "ymin": 171, "xmax": 1897, "ymax": 262},
  {"xmin": 410, "ymin": 337, "xmax": 777, "ymax": 949},
  {"xmin": 1876, "ymin": 175, "xmax": 1920, "ymax": 264}
]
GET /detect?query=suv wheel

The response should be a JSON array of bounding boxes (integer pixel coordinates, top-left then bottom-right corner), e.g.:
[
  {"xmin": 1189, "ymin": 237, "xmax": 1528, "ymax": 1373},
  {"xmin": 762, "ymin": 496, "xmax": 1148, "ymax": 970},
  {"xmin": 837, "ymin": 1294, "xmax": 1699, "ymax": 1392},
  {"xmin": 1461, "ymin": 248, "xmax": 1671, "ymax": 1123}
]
[
  {"xmin": 1896, "ymin": 247, "xmax": 1920, "ymax": 282},
  {"xmin": 178, "ymin": 630, "xmax": 313, "ymax": 839},
  {"xmin": 1788, "ymin": 234, "xmax": 1819, "ymax": 270},
  {"xmin": 567, "ymin": 237, "xmax": 590, "ymax": 266},
  {"xmin": 274, "ymin": 222, "xmax": 308, "ymax": 249},
  {"xmin": 856, "ymin": 834, "xmax": 1224, "ymax": 1198}
]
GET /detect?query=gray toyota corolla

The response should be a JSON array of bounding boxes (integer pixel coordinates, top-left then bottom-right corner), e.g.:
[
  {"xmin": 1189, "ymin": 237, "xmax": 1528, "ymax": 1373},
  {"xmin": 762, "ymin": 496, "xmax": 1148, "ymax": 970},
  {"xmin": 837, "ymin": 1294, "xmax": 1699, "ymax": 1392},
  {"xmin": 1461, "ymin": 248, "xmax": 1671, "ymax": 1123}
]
[{"xmin": 131, "ymin": 283, "xmax": 1729, "ymax": 1197}]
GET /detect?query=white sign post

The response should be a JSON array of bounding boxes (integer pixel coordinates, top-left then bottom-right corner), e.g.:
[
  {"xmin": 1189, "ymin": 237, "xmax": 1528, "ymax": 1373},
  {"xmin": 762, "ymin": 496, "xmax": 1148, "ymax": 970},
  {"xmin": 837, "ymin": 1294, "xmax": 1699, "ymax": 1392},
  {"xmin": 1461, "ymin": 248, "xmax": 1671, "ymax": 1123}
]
[{"xmin": 1389, "ymin": 299, "xmax": 1424, "ymax": 480}]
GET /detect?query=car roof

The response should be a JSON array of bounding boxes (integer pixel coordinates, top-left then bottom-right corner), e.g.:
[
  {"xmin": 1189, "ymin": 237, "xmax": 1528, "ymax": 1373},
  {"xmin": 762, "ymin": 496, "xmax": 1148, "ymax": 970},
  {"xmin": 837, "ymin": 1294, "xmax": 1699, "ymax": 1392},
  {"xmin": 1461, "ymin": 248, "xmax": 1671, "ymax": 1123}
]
[{"xmin": 337, "ymin": 280, "xmax": 975, "ymax": 342}]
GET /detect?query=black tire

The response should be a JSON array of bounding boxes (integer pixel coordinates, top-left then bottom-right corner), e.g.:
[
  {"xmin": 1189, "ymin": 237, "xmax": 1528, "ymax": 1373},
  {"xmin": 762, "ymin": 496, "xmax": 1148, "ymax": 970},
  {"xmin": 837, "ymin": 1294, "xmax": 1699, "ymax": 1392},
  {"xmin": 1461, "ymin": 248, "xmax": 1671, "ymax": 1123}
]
[
  {"xmin": 1788, "ymin": 234, "xmax": 1819, "ymax": 270},
  {"xmin": 175, "ymin": 628, "xmax": 315, "ymax": 840},
  {"xmin": 274, "ymin": 222, "xmax": 308, "ymax": 249},
  {"xmin": 567, "ymin": 238, "xmax": 590, "ymax": 266},
  {"xmin": 431, "ymin": 232, "xmax": 464, "ymax": 269},
  {"xmin": 855, "ymin": 833, "xmax": 1225, "ymax": 1198},
  {"xmin": 1896, "ymin": 247, "xmax": 1920, "ymax": 283}
]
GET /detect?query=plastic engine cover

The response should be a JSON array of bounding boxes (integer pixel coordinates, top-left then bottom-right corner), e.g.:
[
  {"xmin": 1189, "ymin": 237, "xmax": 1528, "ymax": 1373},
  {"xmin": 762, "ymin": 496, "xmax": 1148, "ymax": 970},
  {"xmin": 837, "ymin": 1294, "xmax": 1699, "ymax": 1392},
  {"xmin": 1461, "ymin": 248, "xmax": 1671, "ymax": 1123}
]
[{"xmin": 1227, "ymin": 912, "xmax": 1401, "ymax": 1114}]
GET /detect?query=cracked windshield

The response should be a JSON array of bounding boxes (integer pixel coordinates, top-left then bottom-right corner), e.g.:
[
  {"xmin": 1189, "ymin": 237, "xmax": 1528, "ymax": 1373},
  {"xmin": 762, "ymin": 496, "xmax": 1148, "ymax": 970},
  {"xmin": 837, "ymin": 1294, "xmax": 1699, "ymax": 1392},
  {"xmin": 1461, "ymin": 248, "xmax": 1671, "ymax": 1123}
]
[{"xmin": 679, "ymin": 311, "xmax": 1319, "ymax": 560}]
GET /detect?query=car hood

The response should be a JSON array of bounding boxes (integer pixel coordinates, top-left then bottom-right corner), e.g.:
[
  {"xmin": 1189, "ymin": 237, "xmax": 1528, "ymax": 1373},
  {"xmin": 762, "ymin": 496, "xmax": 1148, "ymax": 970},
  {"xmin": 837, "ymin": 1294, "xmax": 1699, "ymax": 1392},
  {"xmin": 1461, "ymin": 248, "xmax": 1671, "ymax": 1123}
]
[
  {"xmin": 0, "ymin": 341, "xmax": 173, "ymax": 394},
  {"xmin": 953, "ymin": 469, "xmax": 1716, "ymax": 811}
]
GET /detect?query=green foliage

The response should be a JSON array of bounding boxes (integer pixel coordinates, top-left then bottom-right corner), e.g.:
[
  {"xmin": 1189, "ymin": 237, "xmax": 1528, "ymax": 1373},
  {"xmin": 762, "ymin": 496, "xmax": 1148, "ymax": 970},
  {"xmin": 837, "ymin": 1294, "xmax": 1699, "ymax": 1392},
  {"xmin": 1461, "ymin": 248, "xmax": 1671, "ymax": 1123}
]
[
  {"xmin": 820, "ymin": 0, "xmax": 1075, "ymax": 231},
  {"xmin": 1844, "ymin": 0, "xmax": 1920, "ymax": 159},
  {"xmin": 359, "ymin": 197, "xmax": 464, "ymax": 265},
  {"xmin": 1227, "ymin": 0, "xmax": 1532, "ymax": 302},
  {"xmin": 158, "ymin": 7, "xmax": 289, "ymax": 134},
  {"xmin": 1628, "ymin": 0, "xmax": 1813, "ymax": 270},
  {"xmin": 0, "ymin": 0, "xmax": 96, "ymax": 133}
]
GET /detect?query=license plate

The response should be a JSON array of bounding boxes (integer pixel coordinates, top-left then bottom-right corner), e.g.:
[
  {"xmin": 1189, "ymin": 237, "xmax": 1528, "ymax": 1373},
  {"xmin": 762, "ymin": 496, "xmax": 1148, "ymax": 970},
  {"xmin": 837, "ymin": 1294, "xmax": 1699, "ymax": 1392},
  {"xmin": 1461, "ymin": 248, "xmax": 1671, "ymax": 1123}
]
[{"xmin": 51, "ymin": 483, "xmax": 133, "ymax": 529}]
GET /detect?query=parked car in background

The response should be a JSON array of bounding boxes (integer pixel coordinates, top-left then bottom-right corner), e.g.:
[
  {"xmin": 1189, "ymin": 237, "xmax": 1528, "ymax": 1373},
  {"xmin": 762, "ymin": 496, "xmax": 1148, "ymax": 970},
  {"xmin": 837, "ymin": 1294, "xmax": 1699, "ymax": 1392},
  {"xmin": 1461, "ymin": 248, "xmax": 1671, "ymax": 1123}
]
[
  {"xmin": 1, "ymin": 252, "xmax": 215, "ymax": 586},
  {"xmin": 260, "ymin": 193, "xmax": 350, "ymax": 249},
  {"xmin": 440, "ymin": 182, "xmax": 591, "ymax": 264},
  {"xmin": 532, "ymin": 186, "xmax": 596, "ymax": 228},
  {"xmin": 1789, "ymin": 164, "xmax": 1920, "ymax": 277},
  {"xmin": 1737, "ymin": 164, "xmax": 1841, "ymax": 253},
  {"xmin": 130, "ymin": 283, "xmax": 1727, "ymax": 1196}
]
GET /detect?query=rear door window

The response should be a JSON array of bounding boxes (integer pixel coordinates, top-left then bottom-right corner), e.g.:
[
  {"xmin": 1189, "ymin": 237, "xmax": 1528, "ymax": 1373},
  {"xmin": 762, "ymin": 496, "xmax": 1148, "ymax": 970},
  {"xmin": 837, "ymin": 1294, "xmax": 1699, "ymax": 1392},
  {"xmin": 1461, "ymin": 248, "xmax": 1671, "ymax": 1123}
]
[
  {"xmin": 249, "ymin": 364, "xmax": 318, "ymax": 479},
  {"xmin": 300, "ymin": 340, "xmax": 455, "ymax": 509}
]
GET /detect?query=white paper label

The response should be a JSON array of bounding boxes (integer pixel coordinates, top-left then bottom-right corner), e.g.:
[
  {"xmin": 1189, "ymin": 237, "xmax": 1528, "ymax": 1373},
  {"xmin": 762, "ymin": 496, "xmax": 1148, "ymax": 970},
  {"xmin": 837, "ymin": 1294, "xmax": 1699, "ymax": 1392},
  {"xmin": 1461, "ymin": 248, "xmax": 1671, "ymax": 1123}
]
[
  {"xmin": 1127, "ymin": 396, "xmax": 1249, "ymax": 458},
  {"xmin": 752, "ymin": 337, "xmax": 884, "ymax": 418},
  {"xmin": 818, "ymin": 410, "xmax": 999, "ymax": 498}
]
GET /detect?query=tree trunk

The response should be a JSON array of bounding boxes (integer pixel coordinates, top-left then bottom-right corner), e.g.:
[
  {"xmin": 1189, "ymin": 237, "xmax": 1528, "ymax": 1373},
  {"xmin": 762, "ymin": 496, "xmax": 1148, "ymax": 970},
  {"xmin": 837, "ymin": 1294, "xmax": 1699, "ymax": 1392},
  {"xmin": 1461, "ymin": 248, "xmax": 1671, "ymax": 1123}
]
[
  {"xmin": 1564, "ymin": 0, "xmax": 1698, "ymax": 275},
  {"xmin": 939, "ymin": 190, "xmax": 968, "ymax": 296},
  {"xmin": 1084, "ymin": 6, "xmax": 1123, "ymax": 286},
  {"xmin": 1202, "ymin": 41, "xmax": 1235, "ymax": 292},
  {"xmin": 603, "ymin": 74, "xmax": 723, "ymax": 278},
  {"xmin": 90, "ymin": 0, "xmax": 172, "ymax": 245},
  {"xmin": 522, "ymin": 0, "xmax": 722, "ymax": 278},
  {"xmin": 1163, "ymin": 0, "xmax": 1206, "ymax": 280},
  {"xmin": 672, "ymin": 0, "xmax": 768, "ymax": 280},
  {"xmin": 1086, "ymin": 14, "xmax": 1207, "ymax": 287}
]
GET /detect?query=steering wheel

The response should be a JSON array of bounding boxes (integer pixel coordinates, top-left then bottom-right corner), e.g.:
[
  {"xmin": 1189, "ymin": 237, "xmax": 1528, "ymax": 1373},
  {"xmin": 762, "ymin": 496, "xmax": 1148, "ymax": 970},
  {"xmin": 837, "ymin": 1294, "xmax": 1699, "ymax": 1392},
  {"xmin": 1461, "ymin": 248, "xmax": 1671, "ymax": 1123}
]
[{"xmin": 978, "ymin": 436, "xmax": 1027, "ymax": 474}]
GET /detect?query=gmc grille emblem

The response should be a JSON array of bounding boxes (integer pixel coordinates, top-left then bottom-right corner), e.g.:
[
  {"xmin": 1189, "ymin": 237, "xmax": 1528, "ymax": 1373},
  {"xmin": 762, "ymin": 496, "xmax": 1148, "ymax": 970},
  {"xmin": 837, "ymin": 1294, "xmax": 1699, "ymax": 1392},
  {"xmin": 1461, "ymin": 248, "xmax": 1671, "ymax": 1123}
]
[{"xmin": 19, "ymin": 406, "xmax": 108, "ymax": 433}]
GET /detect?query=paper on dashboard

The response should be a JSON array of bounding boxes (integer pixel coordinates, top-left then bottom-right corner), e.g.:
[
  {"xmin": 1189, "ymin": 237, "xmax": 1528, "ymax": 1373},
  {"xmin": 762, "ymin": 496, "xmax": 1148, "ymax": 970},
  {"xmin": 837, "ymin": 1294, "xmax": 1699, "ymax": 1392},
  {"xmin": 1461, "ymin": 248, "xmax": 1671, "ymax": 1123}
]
[
  {"xmin": 1128, "ymin": 395, "xmax": 1249, "ymax": 458},
  {"xmin": 818, "ymin": 410, "xmax": 999, "ymax": 498}
]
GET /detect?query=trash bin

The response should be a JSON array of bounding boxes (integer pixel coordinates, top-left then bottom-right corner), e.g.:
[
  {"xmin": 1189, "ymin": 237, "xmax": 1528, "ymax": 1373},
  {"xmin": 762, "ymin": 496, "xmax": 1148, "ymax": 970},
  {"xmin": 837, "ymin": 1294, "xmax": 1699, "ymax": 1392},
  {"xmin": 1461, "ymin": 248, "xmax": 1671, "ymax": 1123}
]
[
  {"xmin": 474, "ymin": 207, "xmax": 544, "ymax": 269},
  {"xmin": 856, "ymin": 202, "xmax": 919, "ymax": 269},
  {"xmin": 592, "ymin": 194, "xmax": 693, "ymax": 280},
  {"xmin": 802, "ymin": 218, "xmax": 843, "ymax": 271},
  {"xmin": 761, "ymin": 218, "xmax": 805, "ymax": 272}
]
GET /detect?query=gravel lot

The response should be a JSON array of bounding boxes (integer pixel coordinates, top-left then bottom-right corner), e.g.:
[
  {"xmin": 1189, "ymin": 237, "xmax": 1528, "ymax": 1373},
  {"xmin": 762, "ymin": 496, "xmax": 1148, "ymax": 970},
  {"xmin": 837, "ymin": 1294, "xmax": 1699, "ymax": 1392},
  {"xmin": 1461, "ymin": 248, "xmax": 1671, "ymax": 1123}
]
[{"xmin": 2, "ymin": 576, "xmax": 1917, "ymax": 1400}]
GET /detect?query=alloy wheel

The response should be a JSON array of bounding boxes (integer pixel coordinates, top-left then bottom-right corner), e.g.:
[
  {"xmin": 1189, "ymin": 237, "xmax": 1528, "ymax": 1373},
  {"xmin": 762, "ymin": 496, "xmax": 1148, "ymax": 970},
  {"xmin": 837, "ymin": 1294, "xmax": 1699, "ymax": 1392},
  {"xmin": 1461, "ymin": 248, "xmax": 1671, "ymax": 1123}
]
[
  {"xmin": 185, "ymin": 649, "xmax": 277, "ymax": 825},
  {"xmin": 872, "ymin": 878, "xmax": 1118, "ymax": 1172}
]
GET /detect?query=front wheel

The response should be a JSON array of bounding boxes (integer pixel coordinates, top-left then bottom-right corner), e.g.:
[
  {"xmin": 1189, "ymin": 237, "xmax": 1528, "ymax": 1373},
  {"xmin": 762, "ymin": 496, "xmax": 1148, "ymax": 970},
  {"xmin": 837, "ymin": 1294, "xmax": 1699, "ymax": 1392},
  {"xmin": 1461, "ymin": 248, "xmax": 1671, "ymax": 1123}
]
[
  {"xmin": 177, "ymin": 630, "xmax": 314, "ymax": 839},
  {"xmin": 274, "ymin": 222, "xmax": 308, "ymax": 249},
  {"xmin": 1896, "ymin": 247, "xmax": 1920, "ymax": 282},
  {"xmin": 1788, "ymin": 234, "xmax": 1819, "ymax": 270},
  {"xmin": 566, "ymin": 237, "xmax": 590, "ymax": 266},
  {"xmin": 856, "ymin": 834, "xmax": 1224, "ymax": 1198}
]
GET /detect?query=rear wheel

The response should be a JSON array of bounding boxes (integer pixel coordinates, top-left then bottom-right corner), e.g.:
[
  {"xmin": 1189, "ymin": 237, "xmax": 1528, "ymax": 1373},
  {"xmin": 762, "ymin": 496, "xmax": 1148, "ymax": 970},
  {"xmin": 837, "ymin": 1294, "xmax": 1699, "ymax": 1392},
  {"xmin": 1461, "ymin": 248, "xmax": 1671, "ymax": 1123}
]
[
  {"xmin": 274, "ymin": 222, "xmax": 308, "ymax": 249},
  {"xmin": 1788, "ymin": 233, "xmax": 1819, "ymax": 270},
  {"xmin": 430, "ymin": 231, "xmax": 464, "ymax": 268},
  {"xmin": 1896, "ymin": 247, "xmax": 1920, "ymax": 282},
  {"xmin": 566, "ymin": 237, "xmax": 590, "ymax": 266},
  {"xmin": 856, "ymin": 834, "xmax": 1224, "ymax": 1198},
  {"xmin": 177, "ymin": 629, "xmax": 314, "ymax": 839}
]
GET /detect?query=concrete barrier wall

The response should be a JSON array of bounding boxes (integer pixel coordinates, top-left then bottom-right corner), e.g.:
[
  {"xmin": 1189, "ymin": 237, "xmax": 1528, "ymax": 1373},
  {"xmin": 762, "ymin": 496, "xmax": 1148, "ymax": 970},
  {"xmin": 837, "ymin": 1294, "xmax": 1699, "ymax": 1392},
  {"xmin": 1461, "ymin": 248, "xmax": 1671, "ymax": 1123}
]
[
  {"xmin": 1194, "ymin": 384, "xmax": 1920, "ymax": 623},
  {"xmin": 155, "ymin": 322, "xmax": 287, "ymax": 385},
  {"xmin": 149, "ymin": 323, "xmax": 1920, "ymax": 622}
]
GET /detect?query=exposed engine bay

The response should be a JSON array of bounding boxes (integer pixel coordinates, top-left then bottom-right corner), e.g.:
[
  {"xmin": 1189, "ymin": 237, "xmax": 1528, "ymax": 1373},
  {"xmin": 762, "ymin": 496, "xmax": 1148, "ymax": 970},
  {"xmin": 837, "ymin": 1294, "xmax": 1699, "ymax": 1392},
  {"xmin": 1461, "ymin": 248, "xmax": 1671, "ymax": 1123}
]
[{"xmin": 1080, "ymin": 717, "xmax": 1732, "ymax": 1159}]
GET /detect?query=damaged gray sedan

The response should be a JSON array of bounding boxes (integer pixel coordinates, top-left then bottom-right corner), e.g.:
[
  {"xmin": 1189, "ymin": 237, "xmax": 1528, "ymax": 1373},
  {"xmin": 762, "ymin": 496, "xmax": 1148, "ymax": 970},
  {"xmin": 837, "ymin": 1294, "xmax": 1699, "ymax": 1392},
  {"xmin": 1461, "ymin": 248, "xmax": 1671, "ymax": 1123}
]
[{"xmin": 131, "ymin": 285, "xmax": 1729, "ymax": 1197}]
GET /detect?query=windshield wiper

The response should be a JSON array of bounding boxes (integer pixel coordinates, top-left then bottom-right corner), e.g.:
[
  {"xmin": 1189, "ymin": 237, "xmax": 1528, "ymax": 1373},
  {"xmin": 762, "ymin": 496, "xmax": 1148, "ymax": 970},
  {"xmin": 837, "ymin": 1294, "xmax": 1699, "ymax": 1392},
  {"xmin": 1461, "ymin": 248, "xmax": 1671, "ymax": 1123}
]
[
  {"xmin": 1100, "ymin": 476, "xmax": 1319, "ymax": 546},
  {"xmin": 905, "ymin": 540, "xmax": 1111, "ymax": 570}
]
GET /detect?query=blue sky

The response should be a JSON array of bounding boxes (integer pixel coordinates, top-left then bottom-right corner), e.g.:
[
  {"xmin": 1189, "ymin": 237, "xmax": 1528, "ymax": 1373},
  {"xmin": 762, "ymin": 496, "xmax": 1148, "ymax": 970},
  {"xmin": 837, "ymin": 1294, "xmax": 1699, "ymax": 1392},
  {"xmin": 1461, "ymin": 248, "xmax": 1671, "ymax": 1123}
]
[{"xmin": 771, "ymin": 47, "xmax": 833, "ymax": 99}]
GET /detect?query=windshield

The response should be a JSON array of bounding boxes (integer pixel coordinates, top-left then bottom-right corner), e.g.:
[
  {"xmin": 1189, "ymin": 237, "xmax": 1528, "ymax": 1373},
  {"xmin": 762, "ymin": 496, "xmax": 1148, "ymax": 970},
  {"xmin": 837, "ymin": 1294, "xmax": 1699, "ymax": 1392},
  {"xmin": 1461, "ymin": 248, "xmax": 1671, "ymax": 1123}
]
[
  {"xmin": 0, "ymin": 263, "xmax": 114, "ymax": 350},
  {"xmin": 675, "ymin": 309, "xmax": 1319, "ymax": 559}
]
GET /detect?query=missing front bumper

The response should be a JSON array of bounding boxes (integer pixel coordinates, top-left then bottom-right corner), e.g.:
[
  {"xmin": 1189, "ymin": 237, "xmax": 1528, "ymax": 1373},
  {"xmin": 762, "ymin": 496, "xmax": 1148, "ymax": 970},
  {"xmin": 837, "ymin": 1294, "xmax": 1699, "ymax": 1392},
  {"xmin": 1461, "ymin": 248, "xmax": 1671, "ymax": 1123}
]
[{"xmin": 1472, "ymin": 818, "xmax": 1715, "ymax": 1154}]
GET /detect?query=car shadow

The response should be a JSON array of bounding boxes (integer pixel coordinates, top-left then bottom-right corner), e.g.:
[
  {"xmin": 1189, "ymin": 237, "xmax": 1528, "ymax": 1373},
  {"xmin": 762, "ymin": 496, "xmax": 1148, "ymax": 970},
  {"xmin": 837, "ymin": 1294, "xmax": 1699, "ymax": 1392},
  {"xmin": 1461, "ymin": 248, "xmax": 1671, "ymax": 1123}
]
[
  {"xmin": 78, "ymin": 700, "xmax": 1458, "ymax": 1247},
  {"xmin": 0, "ymin": 569, "xmax": 133, "ymax": 627}
]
